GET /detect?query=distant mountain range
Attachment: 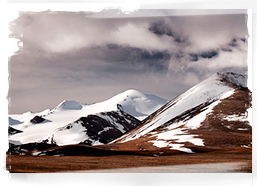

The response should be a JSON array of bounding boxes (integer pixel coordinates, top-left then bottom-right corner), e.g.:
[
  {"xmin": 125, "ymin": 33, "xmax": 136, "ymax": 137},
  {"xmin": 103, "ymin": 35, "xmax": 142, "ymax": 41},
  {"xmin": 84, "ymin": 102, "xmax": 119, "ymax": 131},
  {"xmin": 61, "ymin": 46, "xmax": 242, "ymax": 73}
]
[
  {"xmin": 8, "ymin": 72, "xmax": 252, "ymax": 156},
  {"xmin": 8, "ymin": 89, "xmax": 168, "ymax": 150}
]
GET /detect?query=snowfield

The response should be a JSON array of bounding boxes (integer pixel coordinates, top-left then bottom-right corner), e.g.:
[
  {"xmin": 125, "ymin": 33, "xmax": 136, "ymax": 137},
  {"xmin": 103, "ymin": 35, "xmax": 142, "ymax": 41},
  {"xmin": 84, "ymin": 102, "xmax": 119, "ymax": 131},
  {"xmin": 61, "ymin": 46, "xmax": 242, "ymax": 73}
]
[{"xmin": 9, "ymin": 89, "xmax": 167, "ymax": 145}]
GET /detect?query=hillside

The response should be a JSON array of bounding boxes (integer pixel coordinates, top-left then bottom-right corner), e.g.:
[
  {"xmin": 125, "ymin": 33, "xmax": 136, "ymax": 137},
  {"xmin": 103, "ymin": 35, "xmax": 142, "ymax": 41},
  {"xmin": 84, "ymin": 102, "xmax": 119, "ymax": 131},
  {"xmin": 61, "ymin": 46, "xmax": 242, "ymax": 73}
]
[{"xmin": 104, "ymin": 72, "xmax": 251, "ymax": 154}]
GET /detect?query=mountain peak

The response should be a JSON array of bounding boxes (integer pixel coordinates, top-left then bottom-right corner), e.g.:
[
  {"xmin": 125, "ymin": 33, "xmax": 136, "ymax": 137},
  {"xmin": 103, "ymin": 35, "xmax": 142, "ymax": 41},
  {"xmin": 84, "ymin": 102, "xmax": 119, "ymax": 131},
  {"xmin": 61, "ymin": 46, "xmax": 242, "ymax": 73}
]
[
  {"xmin": 56, "ymin": 100, "xmax": 83, "ymax": 110},
  {"xmin": 113, "ymin": 89, "xmax": 146, "ymax": 99},
  {"xmin": 124, "ymin": 89, "xmax": 141, "ymax": 93},
  {"xmin": 217, "ymin": 72, "xmax": 247, "ymax": 88},
  {"xmin": 107, "ymin": 89, "xmax": 168, "ymax": 120},
  {"xmin": 123, "ymin": 89, "xmax": 145, "ymax": 95}
]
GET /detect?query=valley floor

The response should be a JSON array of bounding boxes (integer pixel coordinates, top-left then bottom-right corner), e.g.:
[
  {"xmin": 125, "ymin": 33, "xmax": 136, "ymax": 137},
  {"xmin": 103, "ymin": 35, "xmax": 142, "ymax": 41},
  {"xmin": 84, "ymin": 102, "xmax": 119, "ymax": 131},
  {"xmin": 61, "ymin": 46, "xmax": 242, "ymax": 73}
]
[{"xmin": 6, "ymin": 149, "xmax": 251, "ymax": 173}]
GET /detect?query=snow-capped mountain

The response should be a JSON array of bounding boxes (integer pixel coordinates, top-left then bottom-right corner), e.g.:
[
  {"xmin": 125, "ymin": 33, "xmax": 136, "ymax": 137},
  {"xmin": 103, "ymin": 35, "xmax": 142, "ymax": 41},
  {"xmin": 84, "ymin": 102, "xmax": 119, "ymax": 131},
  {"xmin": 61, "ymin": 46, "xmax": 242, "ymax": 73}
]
[
  {"xmin": 8, "ymin": 89, "xmax": 168, "ymax": 146},
  {"xmin": 8, "ymin": 72, "xmax": 251, "ymax": 156},
  {"xmin": 109, "ymin": 72, "xmax": 251, "ymax": 154},
  {"xmin": 41, "ymin": 110, "xmax": 140, "ymax": 146}
]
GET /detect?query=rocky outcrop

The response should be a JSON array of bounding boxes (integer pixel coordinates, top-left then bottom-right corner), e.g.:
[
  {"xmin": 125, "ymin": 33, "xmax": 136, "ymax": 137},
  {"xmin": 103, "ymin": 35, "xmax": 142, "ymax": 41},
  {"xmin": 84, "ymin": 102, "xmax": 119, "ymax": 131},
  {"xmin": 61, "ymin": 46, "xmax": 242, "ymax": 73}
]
[
  {"xmin": 41, "ymin": 109, "xmax": 140, "ymax": 146},
  {"xmin": 30, "ymin": 116, "xmax": 45, "ymax": 124},
  {"xmin": 8, "ymin": 126, "xmax": 23, "ymax": 135}
]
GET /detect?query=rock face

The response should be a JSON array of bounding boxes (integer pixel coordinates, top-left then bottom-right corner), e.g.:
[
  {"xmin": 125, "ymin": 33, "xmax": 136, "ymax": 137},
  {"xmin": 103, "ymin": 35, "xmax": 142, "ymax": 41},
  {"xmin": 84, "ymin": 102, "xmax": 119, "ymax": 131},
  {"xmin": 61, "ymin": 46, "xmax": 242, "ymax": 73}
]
[
  {"xmin": 8, "ymin": 127, "xmax": 23, "ymax": 136},
  {"xmin": 41, "ymin": 110, "xmax": 140, "ymax": 146},
  {"xmin": 30, "ymin": 116, "xmax": 45, "ymax": 124},
  {"xmin": 218, "ymin": 72, "xmax": 248, "ymax": 88},
  {"xmin": 7, "ymin": 142, "xmax": 57, "ymax": 155}
]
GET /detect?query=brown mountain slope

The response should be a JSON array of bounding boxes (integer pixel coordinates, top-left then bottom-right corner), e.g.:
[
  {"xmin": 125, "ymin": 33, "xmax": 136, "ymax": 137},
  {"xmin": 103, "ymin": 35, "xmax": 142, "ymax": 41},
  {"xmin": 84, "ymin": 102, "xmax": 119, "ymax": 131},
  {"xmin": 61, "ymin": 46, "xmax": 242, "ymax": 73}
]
[{"xmin": 101, "ymin": 89, "xmax": 251, "ymax": 155}]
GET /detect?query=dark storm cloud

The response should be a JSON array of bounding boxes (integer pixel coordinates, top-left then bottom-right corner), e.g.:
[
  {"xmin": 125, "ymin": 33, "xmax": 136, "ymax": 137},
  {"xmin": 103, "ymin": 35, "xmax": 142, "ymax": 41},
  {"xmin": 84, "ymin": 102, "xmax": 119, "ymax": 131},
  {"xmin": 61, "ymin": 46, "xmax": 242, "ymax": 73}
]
[
  {"xmin": 8, "ymin": 10, "xmax": 249, "ymax": 113},
  {"xmin": 148, "ymin": 20, "xmax": 185, "ymax": 44},
  {"xmin": 148, "ymin": 20, "xmax": 175, "ymax": 37},
  {"xmin": 93, "ymin": 45, "xmax": 171, "ymax": 72},
  {"xmin": 188, "ymin": 50, "xmax": 219, "ymax": 62}
]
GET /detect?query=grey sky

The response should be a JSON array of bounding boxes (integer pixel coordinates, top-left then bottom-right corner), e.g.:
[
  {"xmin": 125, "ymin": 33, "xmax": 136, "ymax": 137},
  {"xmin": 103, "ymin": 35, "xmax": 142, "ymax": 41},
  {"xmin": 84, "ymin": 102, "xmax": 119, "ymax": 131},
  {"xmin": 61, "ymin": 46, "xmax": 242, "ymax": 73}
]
[{"xmin": 8, "ymin": 10, "xmax": 249, "ymax": 114}]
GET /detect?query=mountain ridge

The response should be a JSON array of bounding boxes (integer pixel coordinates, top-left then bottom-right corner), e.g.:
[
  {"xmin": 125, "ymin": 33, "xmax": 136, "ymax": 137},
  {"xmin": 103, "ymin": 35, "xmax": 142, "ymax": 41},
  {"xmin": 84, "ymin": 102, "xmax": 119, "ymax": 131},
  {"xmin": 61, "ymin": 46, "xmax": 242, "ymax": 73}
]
[
  {"xmin": 112, "ymin": 72, "xmax": 246, "ymax": 143},
  {"xmin": 7, "ymin": 72, "xmax": 251, "ymax": 155},
  {"xmin": 106, "ymin": 72, "xmax": 251, "ymax": 154},
  {"xmin": 8, "ymin": 89, "xmax": 167, "ymax": 146}
]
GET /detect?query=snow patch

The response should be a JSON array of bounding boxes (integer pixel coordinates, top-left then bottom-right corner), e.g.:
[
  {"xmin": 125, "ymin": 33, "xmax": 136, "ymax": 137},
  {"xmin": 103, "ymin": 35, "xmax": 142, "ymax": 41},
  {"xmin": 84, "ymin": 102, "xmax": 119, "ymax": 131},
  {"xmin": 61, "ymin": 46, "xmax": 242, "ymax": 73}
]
[
  {"xmin": 31, "ymin": 151, "xmax": 42, "ymax": 156},
  {"xmin": 149, "ymin": 140, "xmax": 169, "ymax": 148},
  {"xmin": 168, "ymin": 144, "xmax": 194, "ymax": 153},
  {"xmin": 46, "ymin": 121, "xmax": 90, "ymax": 146},
  {"xmin": 237, "ymin": 128, "xmax": 248, "ymax": 131},
  {"xmin": 223, "ymin": 114, "xmax": 248, "ymax": 122},
  {"xmin": 149, "ymin": 139, "xmax": 195, "ymax": 153}
]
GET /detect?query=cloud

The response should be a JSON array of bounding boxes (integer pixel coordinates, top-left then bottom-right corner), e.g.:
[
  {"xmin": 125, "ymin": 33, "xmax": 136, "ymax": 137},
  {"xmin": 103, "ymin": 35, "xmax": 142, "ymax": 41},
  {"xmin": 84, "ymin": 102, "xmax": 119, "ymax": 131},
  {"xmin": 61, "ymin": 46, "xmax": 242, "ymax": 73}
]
[
  {"xmin": 162, "ymin": 14, "xmax": 248, "ymax": 53},
  {"xmin": 13, "ymin": 12, "xmax": 176, "ymax": 53},
  {"xmin": 188, "ymin": 51, "xmax": 247, "ymax": 74},
  {"xmin": 109, "ymin": 23, "xmax": 175, "ymax": 52},
  {"xmin": 8, "ymin": 11, "xmax": 249, "ymax": 114},
  {"xmin": 12, "ymin": 12, "xmax": 248, "ymax": 57}
]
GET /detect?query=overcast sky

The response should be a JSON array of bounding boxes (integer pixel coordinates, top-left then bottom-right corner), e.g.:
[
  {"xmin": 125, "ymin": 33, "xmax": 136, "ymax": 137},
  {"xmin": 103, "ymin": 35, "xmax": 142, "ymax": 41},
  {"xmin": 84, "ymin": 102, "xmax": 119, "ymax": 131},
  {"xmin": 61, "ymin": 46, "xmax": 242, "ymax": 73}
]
[{"xmin": 8, "ymin": 9, "xmax": 249, "ymax": 114}]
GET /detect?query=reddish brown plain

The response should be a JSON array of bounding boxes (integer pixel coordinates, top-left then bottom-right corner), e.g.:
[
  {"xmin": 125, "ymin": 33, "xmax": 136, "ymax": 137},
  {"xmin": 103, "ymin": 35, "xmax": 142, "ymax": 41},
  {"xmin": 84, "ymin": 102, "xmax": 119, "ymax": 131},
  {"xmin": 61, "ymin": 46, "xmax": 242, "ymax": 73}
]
[{"xmin": 6, "ymin": 148, "xmax": 251, "ymax": 173}]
